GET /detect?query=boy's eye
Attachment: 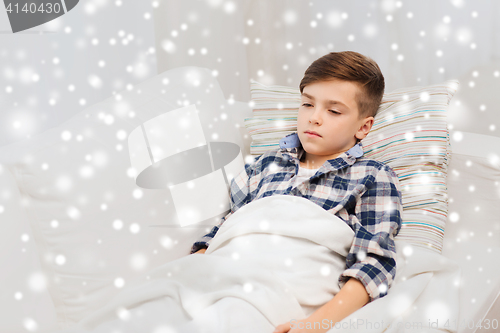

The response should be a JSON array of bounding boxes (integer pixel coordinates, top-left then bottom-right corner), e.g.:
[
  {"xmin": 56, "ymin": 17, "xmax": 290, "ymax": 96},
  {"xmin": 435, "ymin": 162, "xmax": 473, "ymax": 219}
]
[{"xmin": 302, "ymin": 103, "xmax": 340, "ymax": 114}]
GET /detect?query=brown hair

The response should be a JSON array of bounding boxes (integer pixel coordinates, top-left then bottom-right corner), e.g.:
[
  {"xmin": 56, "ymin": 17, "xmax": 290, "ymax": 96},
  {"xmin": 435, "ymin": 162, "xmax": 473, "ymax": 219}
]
[{"xmin": 299, "ymin": 51, "xmax": 385, "ymax": 120}]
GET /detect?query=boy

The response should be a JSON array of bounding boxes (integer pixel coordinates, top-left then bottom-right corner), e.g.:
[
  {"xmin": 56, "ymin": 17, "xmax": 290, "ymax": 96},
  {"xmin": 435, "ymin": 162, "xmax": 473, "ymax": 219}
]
[{"xmin": 190, "ymin": 51, "xmax": 403, "ymax": 332}]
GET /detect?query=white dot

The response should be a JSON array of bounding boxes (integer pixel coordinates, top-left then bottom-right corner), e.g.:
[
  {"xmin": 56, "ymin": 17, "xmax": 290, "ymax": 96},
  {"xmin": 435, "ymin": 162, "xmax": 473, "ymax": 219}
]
[
  {"xmin": 133, "ymin": 189, "xmax": 143, "ymax": 199},
  {"xmin": 116, "ymin": 307, "xmax": 130, "ymax": 321},
  {"xmin": 259, "ymin": 220, "xmax": 269, "ymax": 230},
  {"xmin": 127, "ymin": 167, "xmax": 137, "ymax": 178},
  {"xmin": 130, "ymin": 223, "xmax": 140, "ymax": 234},
  {"xmin": 23, "ymin": 318, "xmax": 38, "ymax": 332},
  {"xmin": 27, "ymin": 272, "xmax": 47, "ymax": 292},
  {"xmin": 223, "ymin": 1, "xmax": 236, "ymax": 14},
  {"xmin": 55, "ymin": 254, "xmax": 66, "ymax": 265},
  {"xmin": 66, "ymin": 206, "xmax": 81, "ymax": 220},
  {"xmin": 113, "ymin": 219, "xmax": 124, "ymax": 230},
  {"xmin": 130, "ymin": 253, "xmax": 148, "ymax": 271},
  {"xmin": 391, "ymin": 43, "xmax": 398, "ymax": 50},
  {"xmin": 243, "ymin": 283, "xmax": 253, "ymax": 292},
  {"xmin": 356, "ymin": 250, "xmax": 366, "ymax": 261},
  {"xmin": 160, "ymin": 236, "xmax": 174, "ymax": 249},
  {"xmin": 403, "ymin": 245, "xmax": 413, "ymax": 256},
  {"xmin": 320, "ymin": 265, "xmax": 331, "ymax": 276},
  {"xmin": 114, "ymin": 277, "xmax": 125, "ymax": 288},
  {"xmin": 420, "ymin": 91, "xmax": 430, "ymax": 102}
]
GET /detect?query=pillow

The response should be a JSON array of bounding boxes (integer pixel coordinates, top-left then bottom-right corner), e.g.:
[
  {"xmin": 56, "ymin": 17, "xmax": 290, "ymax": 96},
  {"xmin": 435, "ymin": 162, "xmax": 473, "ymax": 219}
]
[
  {"xmin": 442, "ymin": 131, "xmax": 500, "ymax": 327},
  {"xmin": 244, "ymin": 79, "xmax": 459, "ymax": 254},
  {"xmin": 0, "ymin": 66, "xmax": 250, "ymax": 328}
]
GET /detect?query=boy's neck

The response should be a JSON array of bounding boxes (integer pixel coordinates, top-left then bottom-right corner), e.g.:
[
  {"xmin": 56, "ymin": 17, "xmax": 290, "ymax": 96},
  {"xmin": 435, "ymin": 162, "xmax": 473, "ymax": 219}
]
[{"xmin": 300, "ymin": 150, "xmax": 345, "ymax": 169}]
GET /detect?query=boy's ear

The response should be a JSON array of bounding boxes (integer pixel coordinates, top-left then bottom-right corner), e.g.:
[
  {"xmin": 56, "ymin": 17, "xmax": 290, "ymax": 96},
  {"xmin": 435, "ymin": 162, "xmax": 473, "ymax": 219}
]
[{"xmin": 356, "ymin": 116, "xmax": 374, "ymax": 140}]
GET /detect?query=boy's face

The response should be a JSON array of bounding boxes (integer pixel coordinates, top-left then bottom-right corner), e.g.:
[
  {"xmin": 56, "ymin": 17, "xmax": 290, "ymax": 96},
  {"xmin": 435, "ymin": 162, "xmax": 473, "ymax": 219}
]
[{"xmin": 297, "ymin": 79, "xmax": 374, "ymax": 167}]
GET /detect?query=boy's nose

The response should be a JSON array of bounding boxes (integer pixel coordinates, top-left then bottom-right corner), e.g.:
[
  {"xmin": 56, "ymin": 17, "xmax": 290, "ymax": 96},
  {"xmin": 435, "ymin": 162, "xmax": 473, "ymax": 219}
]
[{"xmin": 309, "ymin": 109, "xmax": 323, "ymax": 123}]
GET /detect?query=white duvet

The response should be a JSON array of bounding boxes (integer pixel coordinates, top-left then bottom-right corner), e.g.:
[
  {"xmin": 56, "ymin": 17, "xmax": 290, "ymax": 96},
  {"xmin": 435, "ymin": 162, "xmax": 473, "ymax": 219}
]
[{"xmin": 52, "ymin": 195, "xmax": 461, "ymax": 333}]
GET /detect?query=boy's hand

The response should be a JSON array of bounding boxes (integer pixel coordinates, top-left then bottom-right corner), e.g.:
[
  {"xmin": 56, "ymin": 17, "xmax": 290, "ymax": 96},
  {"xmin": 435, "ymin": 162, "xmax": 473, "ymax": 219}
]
[
  {"xmin": 273, "ymin": 317, "xmax": 329, "ymax": 333},
  {"xmin": 193, "ymin": 248, "xmax": 207, "ymax": 254}
]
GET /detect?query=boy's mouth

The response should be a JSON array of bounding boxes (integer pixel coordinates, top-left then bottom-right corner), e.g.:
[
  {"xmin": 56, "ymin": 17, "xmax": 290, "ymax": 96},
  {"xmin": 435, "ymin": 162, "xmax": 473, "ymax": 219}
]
[{"xmin": 305, "ymin": 131, "xmax": 322, "ymax": 137}]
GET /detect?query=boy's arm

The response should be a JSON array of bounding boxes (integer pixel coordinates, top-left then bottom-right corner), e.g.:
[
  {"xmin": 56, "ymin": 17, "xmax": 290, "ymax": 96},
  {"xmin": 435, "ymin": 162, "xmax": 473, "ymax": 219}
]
[
  {"xmin": 190, "ymin": 214, "xmax": 230, "ymax": 254},
  {"xmin": 309, "ymin": 277, "xmax": 369, "ymax": 321},
  {"xmin": 338, "ymin": 165, "xmax": 403, "ymax": 302},
  {"xmin": 273, "ymin": 278, "xmax": 369, "ymax": 333},
  {"xmin": 189, "ymin": 156, "xmax": 261, "ymax": 254}
]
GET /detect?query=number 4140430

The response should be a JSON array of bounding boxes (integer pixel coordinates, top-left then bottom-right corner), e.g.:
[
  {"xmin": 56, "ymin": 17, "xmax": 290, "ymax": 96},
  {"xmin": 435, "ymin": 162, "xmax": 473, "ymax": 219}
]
[
  {"xmin": 5, "ymin": 2, "xmax": 62, "ymax": 14},
  {"xmin": 444, "ymin": 319, "xmax": 498, "ymax": 330}
]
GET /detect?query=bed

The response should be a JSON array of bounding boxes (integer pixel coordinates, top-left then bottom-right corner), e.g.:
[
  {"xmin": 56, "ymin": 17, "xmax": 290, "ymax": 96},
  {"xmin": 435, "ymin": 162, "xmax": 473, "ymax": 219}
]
[{"xmin": 0, "ymin": 66, "xmax": 498, "ymax": 333}]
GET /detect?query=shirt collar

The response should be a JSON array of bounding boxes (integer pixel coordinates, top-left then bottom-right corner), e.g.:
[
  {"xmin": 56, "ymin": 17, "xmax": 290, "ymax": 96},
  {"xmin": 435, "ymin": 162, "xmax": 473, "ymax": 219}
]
[{"xmin": 278, "ymin": 132, "xmax": 364, "ymax": 170}]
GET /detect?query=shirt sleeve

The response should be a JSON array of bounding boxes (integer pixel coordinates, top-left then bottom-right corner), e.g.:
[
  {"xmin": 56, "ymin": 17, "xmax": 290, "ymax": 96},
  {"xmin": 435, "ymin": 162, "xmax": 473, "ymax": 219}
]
[
  {"xmin": 190, "ymin": 156, "xmax": 261, "ymax": 254},
  {"xmin": 338, "ymin": 165, "xmax": 403, "ymax": 302}
]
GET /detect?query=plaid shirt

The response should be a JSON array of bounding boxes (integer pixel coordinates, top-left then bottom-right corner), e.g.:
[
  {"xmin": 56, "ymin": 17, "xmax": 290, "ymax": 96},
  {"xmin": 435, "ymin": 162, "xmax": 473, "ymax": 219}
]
[{"xmin": 190, "ymin": 132, "xmax": 403, "ymax": 302}]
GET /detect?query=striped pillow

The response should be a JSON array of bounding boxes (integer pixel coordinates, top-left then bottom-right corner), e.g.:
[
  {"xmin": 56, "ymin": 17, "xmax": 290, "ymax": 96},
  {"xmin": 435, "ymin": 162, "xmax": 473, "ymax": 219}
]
[{"xmin": 244, "ymin": 79, "xmax": 458, "ymax": 253}]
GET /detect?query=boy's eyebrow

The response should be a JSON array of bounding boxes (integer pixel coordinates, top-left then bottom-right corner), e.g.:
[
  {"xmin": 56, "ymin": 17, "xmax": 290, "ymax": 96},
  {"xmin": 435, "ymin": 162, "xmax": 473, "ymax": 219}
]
[{"xmin": 301, "ymin": 92, "xmax": 350, "ymax": 110}]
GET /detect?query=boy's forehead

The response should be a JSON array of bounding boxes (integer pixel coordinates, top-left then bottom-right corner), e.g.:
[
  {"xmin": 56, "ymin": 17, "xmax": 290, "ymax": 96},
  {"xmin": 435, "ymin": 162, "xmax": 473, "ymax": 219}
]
[
  {"xmin": 301, "ymin": 81, "xmax": 361, "ymax": 109},
  {"xmin": 301, "ymin": 91, "xmax": 353, "ymax": 109}
]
